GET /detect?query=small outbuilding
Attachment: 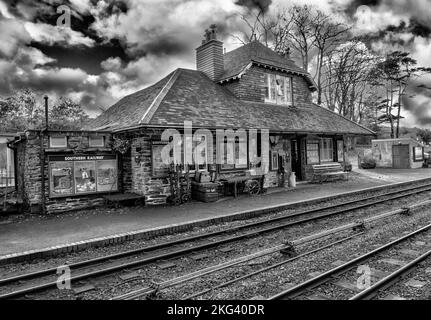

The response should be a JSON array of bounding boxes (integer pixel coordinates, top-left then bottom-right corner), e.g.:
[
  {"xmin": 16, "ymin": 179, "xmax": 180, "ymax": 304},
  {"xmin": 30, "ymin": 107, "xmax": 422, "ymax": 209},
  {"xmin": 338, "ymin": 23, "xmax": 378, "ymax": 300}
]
[{"xmin": 371, "ymin": 138, "xmax": 424, "ymax": 169}]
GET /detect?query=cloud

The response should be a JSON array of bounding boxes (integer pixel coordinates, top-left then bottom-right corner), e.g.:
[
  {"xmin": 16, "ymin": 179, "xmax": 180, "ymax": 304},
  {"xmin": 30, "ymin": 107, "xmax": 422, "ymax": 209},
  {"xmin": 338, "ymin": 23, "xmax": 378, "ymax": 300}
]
[
  {"xmin": 100, "ymin": 57, "xmax": 123, "ymax": 71},
  {"xmin": 24, "ymin": 21, "xmax": 95, "ymax": 47},
  {"xmin": 0, "ymin": 18, "xmax": 31, "ymax": 58}
]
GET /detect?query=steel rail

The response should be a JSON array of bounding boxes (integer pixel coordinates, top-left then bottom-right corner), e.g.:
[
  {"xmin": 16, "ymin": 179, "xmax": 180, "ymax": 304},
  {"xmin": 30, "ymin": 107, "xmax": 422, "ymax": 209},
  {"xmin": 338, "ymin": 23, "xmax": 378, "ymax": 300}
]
[
  {"xmin": 114, "ymin": 231, "xmax": 367, "ymax": 300},
  {"xmin": 116, "ymin": 200, "xmax": 431, "ymax": 300},
  {"xmin": 1, "ymin": 184, "xmax": 430, "ymax": 299},
  {"xmin": 350, "ymin": 249, "xmax": 431, "ymax": 300},
  {"xmin": 268, "ymin": 222, "xmax": 431, "ymax": 300},
  {"xmin": 181, "ymin": 233, "xmax": 362, "ymax": 301},
  {"xmin": 2, "ymin": 182, "xmax": 429, "ymax": 288}
]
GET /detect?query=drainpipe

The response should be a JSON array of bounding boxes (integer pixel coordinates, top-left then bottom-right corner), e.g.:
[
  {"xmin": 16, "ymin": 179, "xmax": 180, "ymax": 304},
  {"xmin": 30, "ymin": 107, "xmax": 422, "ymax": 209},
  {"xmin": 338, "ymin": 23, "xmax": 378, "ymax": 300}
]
[{"xmin": 40, "ymin": 96, "xmax": 49, "ymax": 214}]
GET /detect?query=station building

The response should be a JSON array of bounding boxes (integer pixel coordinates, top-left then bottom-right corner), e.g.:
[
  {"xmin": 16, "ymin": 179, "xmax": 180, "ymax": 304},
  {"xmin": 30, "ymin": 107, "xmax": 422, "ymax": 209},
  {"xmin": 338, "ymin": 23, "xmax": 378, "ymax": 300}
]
[{"xmin": 5, "ymin": 27, "xmax": 374, "ymax": 214}]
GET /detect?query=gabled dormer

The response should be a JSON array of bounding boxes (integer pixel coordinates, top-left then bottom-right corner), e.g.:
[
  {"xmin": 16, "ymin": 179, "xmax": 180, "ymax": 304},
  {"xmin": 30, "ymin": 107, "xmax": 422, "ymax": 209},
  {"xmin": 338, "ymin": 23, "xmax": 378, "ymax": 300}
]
[{"xmin": 195, "ymin": 26, "xmax": 317, "ymax": 108}]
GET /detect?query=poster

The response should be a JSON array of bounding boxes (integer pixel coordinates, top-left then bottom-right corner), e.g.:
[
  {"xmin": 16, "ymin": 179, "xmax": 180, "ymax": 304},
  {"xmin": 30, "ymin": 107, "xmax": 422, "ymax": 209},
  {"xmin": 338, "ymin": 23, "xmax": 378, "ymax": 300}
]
[
  {"xmin": 74, "ymin": 161, "xmax": 96, "ymax": 193},
  {"xmin": 50, "ymin": 161, "xmax": 74, "ymax": 196},
  {"xmin": 97, "ymin": 160, "xmax": 117, "ymax": 192}
]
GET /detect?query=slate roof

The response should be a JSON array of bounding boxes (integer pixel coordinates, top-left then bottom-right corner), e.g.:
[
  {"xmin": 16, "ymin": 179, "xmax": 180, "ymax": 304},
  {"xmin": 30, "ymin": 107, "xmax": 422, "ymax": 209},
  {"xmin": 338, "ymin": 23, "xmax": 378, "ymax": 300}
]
[
  {"xmin": 219, "ymin": 41, "xmax": 316, "ymax": 89},
  {"xmin": 89, "ymin": 68, "xmax": 374, "ymax": 136}
]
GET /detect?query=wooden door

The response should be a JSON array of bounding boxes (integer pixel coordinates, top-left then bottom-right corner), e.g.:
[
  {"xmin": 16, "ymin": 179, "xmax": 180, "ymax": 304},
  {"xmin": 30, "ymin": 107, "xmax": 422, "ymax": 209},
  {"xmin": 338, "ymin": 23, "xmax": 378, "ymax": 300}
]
[
  {"xmin": 392, "ymin": 145, "xmax": 410, "ymax": 169},
  {"xmin": 291, "ymin": 140, "xmax": 302, "ymax": 180}
]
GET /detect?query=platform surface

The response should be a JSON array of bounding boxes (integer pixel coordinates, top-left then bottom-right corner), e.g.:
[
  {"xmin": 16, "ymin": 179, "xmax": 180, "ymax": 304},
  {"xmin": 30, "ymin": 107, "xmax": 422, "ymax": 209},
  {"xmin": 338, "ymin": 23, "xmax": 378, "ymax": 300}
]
[{"xmin": 1, "ymin": 168, "xmax": 431, "ymax": 256}]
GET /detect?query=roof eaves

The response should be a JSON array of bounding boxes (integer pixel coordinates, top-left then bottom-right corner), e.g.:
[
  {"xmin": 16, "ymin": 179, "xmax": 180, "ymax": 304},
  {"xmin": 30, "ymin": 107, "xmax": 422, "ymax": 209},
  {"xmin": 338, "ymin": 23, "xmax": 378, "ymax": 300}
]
[
  {"xmin": 218, "ymin": 60, "xmax": 317, "ymax": 90},
  {"xmin": 218, "ymin": 62, "xmax": 253, "ymax": 83},
  {"xmin": 312, "ymin": 103, "xmax": 376, "ymax": 136},
  {"xmin": 139, "ymin": 69, "xmax": 181, "ymax": 125}
]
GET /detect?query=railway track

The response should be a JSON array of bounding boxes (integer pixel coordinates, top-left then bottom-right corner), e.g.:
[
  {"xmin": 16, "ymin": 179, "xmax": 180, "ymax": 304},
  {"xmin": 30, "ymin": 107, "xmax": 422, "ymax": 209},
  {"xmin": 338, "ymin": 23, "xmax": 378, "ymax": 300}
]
[
  {"xmin": 1, "ymin": 182, "xmax": 431, "ymax": 300},
  {"xmin": 113, "ymin": 233, "xmax": 364, "ymax": 300},
  {"xmin": 350, "ymin": 248, "xmax": 431, "ymax": 300},
  {"xmin": 114, "ymin": 201, "xmax": 429, "ymax": 300},
  {"xmin": 269, "ymin": 223, "xmax": 431, "ymax": 300}
]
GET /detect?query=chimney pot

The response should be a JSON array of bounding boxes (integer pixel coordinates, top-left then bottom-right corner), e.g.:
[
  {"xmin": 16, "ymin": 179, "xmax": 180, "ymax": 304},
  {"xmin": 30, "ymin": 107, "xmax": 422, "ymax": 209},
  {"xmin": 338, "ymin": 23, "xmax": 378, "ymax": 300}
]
[{"xmin": 196, "ymin": 25, "xmax": 224, "ymax": 81}]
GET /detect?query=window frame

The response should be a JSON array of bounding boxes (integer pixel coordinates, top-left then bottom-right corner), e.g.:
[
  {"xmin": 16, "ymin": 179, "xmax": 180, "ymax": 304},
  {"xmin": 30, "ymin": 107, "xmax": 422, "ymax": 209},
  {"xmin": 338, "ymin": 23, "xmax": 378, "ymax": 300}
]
[
  {"xmin": 48, "ymin": 155, "xmax": 118, "ymax": 198},
  {"xmin": 320, "ymin": 138, "xmax": 334, "ymax": 163},
  {"xmin": 49, "ymin": 136, "xmax": 67, "ymax": 148},
  {"xmin": 264, "ymin": 73, "xmax": 293, "ymax": 106},
  {"xmin": 337, "ymin": 140, "xmax": 344, "ymax": 162},
  {"xmin": 218, "ymin": 135, "xmax": 249, "ymax": 172},
  {"xmin": 306, "ymin": 141, "xmax": 320, "ymax": 165},
  {"xmin": 89, "ymin": 136, "xmax": 105, "ymax": 148},
  {"xmin": 413, "ymin": 146, "xmax": 424, "ymax": 162},
  {"xmin": 151, "ymin": 142, "xmax": 170, "ymax": 178},
  {"xmin": 270, "ymin": 150, "xmax": 279, "ymax": 171}
]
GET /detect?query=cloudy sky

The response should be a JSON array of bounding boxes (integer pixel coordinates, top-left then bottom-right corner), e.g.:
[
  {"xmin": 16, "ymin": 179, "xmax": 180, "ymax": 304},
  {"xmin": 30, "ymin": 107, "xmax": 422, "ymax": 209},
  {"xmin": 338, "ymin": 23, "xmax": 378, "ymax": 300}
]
[{"xmin": 0, "ymin": 0, "xmax": 431, "ymax": 127}]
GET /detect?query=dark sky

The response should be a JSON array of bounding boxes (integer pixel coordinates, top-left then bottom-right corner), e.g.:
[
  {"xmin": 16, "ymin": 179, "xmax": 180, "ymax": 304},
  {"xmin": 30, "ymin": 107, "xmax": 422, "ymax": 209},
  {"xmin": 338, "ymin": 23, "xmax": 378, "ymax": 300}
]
[{"xmin": 0, "ymin": 0, "xmax": 431, "ymax": 127}]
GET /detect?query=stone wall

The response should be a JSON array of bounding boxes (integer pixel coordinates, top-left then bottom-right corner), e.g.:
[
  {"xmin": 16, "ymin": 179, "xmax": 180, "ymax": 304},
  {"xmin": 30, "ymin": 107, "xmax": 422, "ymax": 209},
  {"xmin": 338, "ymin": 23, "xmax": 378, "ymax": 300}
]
[
  {"xmin": 15, "ymin": 130, "xmax": 115, "ymax": 214},
  {"xmin": 126, "ymin": 130, "xmax": 171, "ymax": 206}
]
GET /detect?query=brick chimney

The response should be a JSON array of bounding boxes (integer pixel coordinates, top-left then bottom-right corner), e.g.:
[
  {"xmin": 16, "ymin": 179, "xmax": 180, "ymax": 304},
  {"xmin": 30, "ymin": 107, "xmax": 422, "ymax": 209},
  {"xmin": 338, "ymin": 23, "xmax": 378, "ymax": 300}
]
[{"xmin": 196, "ymin": 24, "xmax": 224, "ymax": 81}]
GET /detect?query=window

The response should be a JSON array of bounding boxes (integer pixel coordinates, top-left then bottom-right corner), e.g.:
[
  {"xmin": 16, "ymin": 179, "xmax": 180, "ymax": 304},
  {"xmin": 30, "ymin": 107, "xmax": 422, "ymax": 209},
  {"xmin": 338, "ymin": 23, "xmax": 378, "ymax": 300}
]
[
  {"xmin": 413, "ymin": 147, "xmax": 423, "ymax": 162},
  {"xmin": 264, "ymin": 73, "xmax": 293, "ymax": 105},
  {"xmin": 270, "ymin": 150, "xmax": 279, "ymax": 171},
  {"xmin": 337, "ymin": 140, "xmax": 344, "ymax": 162},
  {"xmin": 89, "ymin": 136, "xmax": 105, "ymax": 147},
  {"xmin": 320, "ymin": 139, "xmax": 334, "ymax": 162},
  {"xmin": 0, "ymin": 137, "xmax": 14, "ymax": 187},
  {"xmin": 306, "ymin": 141, "xmax": 319, "ymax": 164},
  {"xmin": 48, "ymin": 155, "xmax": 118, "ymax": 197},
  {"xmin": 49, "ymin": 136, "xmax": 67, "ymax": 148},
  {"xmin": 181, "ymin": 135, "xmax": 208, "ymax": 172},
  {"xmin": 152, "ymin": 142, "xmax": 170, "ymax": 177},
  {"xmin": 219, "ymin": 136, "xmax": 248, "ymax": 171}
]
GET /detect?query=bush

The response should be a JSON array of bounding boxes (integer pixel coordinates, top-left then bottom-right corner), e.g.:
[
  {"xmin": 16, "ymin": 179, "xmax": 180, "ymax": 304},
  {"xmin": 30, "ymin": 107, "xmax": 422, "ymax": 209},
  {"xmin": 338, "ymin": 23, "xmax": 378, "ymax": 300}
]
[{"xmin": 360, "ymin": 156, "xmax": 376, "ymax": 169}]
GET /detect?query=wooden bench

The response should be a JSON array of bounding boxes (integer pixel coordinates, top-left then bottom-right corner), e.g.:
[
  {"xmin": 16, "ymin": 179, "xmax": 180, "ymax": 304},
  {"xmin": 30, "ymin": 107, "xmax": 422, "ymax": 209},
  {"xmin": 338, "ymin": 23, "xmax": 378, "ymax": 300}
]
[{"xmin": 311, "ymin": 163, "xmax": 348, "ymax": 183}]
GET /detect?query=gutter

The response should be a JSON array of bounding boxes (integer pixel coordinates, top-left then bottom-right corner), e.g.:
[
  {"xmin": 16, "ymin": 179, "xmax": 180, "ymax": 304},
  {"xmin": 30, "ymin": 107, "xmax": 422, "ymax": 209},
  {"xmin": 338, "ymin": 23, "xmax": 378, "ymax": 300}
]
[
  {"xmin": 40, "ymin": 128, "xmax": 48, "ymax": 214},
  {"xmin": 112, "ymin": 123, "xmax": 374, "ymax": 137}
]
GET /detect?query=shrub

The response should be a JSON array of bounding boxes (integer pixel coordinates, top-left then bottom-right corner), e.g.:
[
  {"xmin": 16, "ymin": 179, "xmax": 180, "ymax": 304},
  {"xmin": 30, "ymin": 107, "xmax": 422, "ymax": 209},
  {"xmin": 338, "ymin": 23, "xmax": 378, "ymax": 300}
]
[{"xmin": 360, "ymin": 156, "xmax": 376, "ymax": 169}]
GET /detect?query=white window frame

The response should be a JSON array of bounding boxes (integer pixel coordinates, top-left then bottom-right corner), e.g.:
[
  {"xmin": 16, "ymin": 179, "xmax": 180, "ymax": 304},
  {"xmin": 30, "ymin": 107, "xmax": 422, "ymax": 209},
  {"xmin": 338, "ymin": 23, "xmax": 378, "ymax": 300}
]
[
  {"xmin": 320, "ymin": 138, "xmax": 334, "ymax": 163},
  {"xmin": 89, "ymin": 136, "xmax": 105, "ymax": 148},
  {"xmin": 49, "ymin": 136, "xmax": 67, "ymax": 148},
  {"xmin": 182, "ymin": 136, "xmax": 208, "ymax": 172},
  {"xmin": 264, "ymin": 73, "xmax": 293, "ymax": 106}
]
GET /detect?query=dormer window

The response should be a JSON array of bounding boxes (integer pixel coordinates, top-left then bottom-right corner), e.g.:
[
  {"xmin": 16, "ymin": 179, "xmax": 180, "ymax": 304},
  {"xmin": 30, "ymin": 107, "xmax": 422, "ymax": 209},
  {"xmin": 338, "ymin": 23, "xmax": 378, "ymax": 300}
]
[{"xmin": 264, "ymin": 73, "xmax": 293, "ymax": 105}]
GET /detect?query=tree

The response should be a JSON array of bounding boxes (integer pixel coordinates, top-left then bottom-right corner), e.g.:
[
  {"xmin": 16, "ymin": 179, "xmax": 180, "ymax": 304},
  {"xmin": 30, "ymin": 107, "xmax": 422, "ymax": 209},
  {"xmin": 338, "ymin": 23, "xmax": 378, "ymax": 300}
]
[
  {"xmin": 0, "ymin": 89, "xmax": 43, "ymax": 131},
  {"xmin": 321, "ymin": 40, "xmax": 378, "ymax": 124},
  {"xmin": 417, "ymin": 129, "xmax": 431, "ymax": 145},
  {"xmin": 49, "ymin": 97, "xmax": 90, "ymax": 130},
  {"xmin": 311, "ymin": 10, "xmax": 350, "ymax": 105},
  {"xmin": 286, "ymin": 5, "xmax": 317, "ymax": 72},
  {"xmin": 370, "ymin": 51, "xmax": 431, "ymax": 138},
  {"xmin": 0, "ymin": 90, "xmax": 89, "ymax": 131}
]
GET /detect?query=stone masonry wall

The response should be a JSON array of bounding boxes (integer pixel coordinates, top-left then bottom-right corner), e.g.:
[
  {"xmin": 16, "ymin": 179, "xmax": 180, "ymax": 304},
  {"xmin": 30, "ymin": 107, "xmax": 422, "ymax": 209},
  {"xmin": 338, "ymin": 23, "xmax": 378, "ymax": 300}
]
[
  {"xmin": 128, "ymin": 130, "xmax": 171, "ymax": 206},
  {"xmin": 16, "ymin": 130, "xmax": 115, "ymax": 214}
]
